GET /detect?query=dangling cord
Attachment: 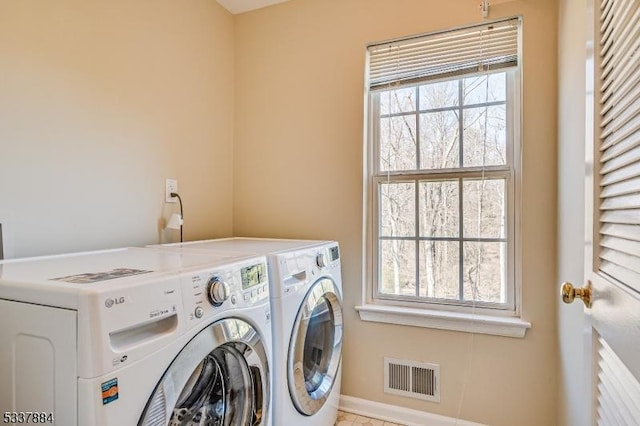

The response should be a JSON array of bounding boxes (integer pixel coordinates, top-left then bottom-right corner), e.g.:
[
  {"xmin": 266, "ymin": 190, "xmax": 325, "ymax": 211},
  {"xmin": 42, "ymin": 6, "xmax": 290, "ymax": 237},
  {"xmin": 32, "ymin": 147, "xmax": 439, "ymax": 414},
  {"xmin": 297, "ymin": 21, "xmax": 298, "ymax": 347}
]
[{"xmin": 170, "ymin": 192, "xmax": 183, "ymax": 243}]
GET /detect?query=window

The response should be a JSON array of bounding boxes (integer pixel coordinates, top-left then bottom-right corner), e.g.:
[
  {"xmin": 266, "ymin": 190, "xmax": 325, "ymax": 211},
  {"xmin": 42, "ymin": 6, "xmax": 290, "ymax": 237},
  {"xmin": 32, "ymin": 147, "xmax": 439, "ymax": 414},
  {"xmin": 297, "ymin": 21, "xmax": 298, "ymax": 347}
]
[{"xmin": 364, "ymin": 19, "xmax": 523, "ymax": 320}]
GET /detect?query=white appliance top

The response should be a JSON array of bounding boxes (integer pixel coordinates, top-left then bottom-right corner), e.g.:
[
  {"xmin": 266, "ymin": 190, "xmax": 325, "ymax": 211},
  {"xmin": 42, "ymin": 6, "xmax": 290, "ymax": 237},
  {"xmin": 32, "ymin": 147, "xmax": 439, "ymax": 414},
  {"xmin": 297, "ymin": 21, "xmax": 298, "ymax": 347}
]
[
  {"xmin": 0, "ymin": 247, "xmax": 253, "ymax": 308},
  {"xmin": 150, "ymin": 237, "xmax": 330, "ymax": 255},
  {"xmin": 150, "ymin": 238, "xmax": 340, "ymax": 298}
]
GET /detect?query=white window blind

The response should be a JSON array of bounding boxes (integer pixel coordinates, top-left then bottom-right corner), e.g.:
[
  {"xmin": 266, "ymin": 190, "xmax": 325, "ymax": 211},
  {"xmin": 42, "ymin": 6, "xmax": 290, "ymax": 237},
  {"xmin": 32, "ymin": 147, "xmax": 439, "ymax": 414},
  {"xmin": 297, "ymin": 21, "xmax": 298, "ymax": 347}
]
[
  {"xmin": 598, "ymin": 0, "xmax": 640, "ymax": 292},
  {"xmin": 367, "ymin": 18, "xmax": 520, "ymax": 90}
]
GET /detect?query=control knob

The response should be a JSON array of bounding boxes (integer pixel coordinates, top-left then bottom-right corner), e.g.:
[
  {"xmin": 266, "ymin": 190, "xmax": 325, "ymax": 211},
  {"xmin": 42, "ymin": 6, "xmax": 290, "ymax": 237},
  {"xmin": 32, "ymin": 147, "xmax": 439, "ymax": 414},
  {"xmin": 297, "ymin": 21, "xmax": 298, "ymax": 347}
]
[
  {"xmin": 207, "ymin": 277, "xmax": 230, "ymax": 306},
  {"xmin": 316, "ymin": 253, "xmax": 327, "ymax": 268}
]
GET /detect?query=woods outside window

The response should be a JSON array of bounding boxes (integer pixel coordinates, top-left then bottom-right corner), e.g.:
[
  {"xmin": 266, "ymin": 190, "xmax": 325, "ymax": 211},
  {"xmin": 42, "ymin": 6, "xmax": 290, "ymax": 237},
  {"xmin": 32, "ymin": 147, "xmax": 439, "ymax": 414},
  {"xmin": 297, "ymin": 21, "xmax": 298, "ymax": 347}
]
[{"xmin": 366, "ymin": 18, "xmax": 522, "ymax": 314}]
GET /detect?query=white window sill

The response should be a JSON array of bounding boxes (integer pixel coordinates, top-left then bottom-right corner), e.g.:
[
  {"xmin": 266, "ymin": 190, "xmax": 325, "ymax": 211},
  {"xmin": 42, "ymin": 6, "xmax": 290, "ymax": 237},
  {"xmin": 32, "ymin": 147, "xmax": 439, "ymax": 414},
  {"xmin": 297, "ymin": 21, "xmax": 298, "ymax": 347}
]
[{"xmin": 355, "ymin": 304, "xmax": 531, "ymax": 338}]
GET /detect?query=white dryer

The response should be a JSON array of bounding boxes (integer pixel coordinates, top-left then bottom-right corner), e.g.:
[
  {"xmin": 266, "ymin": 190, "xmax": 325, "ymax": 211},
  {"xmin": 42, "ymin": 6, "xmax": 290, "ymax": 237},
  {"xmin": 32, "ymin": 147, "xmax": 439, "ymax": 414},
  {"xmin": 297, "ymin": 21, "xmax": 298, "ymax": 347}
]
[
  {"xmin": 0, "ymin": 247, "xmax": 272, "ymax": 426},
  {"xmin": 147, "ymin": 238, "xmax": 344, "ymax": 426}
]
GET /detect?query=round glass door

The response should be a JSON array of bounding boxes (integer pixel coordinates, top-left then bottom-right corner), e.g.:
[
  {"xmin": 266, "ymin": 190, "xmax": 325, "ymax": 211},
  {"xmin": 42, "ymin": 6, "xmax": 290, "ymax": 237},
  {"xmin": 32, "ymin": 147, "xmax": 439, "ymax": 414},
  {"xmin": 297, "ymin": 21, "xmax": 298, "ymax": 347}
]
[
  {"xmin": 139, "ymin": 318, "xmax": 269, "ymax": 426},
  {"xmin": 288, "ymin": 278, "xmax": 343, "ymax": 416}
]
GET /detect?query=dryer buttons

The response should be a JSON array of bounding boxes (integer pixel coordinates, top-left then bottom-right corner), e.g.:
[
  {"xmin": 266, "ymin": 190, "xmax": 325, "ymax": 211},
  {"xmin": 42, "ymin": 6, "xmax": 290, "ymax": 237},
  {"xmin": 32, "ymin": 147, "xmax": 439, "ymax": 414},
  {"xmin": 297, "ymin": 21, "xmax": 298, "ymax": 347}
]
[{"xmin": 194, "ymin": 307, "xmax": 204, "ymax": 318}]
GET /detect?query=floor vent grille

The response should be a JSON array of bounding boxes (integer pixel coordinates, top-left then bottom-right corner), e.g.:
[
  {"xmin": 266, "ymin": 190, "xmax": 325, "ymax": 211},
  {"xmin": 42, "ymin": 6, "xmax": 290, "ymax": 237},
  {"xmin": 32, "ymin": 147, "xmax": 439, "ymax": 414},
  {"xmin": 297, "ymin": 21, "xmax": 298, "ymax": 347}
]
[{"xmin": 384, "ymin": 358, "xmax": 440, "ymax": 402}]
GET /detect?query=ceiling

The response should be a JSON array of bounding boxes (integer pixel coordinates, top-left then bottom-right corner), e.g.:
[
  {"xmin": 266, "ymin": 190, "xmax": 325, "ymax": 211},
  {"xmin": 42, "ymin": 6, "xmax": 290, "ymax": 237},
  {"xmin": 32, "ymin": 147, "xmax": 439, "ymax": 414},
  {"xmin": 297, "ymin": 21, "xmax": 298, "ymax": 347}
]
[{"xmin": 216, "ymin": 0, "xmax": 291, "ymax": 14}]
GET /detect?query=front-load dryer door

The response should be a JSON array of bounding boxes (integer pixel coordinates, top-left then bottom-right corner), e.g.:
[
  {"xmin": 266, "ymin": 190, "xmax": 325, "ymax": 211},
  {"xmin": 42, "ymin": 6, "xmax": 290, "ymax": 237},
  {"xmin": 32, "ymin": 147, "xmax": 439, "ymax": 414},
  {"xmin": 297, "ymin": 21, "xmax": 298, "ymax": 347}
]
[
  {"xmin": 138, "ymin": 318, "xmax": 269, "ymax": 426},
  {"xmin": 288, "ymin": 277, "xmax": 343, "ymax": 416}
]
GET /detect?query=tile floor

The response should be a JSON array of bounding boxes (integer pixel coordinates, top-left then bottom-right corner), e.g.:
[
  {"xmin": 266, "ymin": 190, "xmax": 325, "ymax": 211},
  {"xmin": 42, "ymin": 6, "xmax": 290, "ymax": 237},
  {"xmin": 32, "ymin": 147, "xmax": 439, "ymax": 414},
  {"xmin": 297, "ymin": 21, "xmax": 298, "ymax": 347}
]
[{"xmin": 335, "ymin": 411, "xmax": 405, "ymax": 426}]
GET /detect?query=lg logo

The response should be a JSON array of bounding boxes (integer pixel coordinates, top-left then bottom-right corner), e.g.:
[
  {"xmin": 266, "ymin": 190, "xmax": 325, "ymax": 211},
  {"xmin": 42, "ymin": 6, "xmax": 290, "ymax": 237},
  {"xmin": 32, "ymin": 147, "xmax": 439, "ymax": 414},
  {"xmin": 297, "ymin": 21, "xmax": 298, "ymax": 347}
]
[{"xmin": 105, "ymin": 297, "xmax": 126, "ymax": 308}]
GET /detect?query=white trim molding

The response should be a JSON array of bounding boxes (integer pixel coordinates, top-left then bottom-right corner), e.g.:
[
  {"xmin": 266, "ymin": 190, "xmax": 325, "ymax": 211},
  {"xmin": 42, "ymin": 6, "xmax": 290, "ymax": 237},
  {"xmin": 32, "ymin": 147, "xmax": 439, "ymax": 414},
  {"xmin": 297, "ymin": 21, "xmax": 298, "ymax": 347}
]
[
  {"xmin": 355, "ymin": 304, "xmax": 530, "ymax": 338},
  {"xmin": 339, "ymin": 395, "xmax": 488, "ymax": 426}
]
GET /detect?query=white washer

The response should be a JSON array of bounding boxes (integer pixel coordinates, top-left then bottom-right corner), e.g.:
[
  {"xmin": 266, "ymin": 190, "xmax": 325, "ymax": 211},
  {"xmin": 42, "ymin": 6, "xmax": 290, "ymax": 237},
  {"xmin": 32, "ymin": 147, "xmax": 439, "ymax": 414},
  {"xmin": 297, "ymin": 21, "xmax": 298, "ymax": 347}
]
[
  {"xmin": 147, "ymin": 238, "xmax": 344, "ymax": 426},
  {"xmin": 0, "ymin": 247, "xmax": 272, "ymax": 426}
]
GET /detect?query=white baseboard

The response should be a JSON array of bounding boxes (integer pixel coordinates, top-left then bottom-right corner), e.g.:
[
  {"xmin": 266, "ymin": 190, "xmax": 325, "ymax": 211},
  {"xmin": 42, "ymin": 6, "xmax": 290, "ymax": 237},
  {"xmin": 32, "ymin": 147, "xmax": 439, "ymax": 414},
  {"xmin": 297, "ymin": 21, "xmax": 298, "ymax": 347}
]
[{"xmin": 338, "ymin": 395, "xmax": 488, "ymax": 426}]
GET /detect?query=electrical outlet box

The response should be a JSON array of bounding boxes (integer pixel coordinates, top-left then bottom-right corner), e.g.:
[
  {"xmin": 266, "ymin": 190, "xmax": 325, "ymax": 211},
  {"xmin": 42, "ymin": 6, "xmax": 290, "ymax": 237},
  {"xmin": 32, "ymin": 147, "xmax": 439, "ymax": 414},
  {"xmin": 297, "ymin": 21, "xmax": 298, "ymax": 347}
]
[{"xmin": 166, "ymin": 179, "xmax": 178, "ymax": 203}]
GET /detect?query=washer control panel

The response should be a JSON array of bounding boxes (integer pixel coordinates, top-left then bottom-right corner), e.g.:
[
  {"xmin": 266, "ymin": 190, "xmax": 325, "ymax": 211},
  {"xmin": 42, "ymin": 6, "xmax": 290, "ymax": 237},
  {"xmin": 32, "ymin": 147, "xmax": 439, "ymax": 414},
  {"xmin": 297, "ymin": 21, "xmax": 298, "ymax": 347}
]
[{"xmin": 182, "ymin": 256, "xmax": 269, "ymax": 326}]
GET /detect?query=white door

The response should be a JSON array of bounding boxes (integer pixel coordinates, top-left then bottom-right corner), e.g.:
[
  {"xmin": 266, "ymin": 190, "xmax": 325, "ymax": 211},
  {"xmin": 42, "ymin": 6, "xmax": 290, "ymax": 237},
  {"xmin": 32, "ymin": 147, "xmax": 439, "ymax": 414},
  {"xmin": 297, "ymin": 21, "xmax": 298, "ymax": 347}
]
[{"xmin": 563, "ymin": 0, "xmax": 640, "ymax": 424}]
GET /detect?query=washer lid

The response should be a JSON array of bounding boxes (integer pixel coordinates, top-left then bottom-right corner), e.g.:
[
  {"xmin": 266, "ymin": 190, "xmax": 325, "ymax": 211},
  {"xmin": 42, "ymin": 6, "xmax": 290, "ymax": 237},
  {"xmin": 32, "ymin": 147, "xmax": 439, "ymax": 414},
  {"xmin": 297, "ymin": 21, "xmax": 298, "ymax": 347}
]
[
  {"xmin": 288, "ymin": 278, "xmax": 343, "ymax": 416},
  {"xmin": 139, "ymin": 318, "xmax": 270, "ymax": 426}
]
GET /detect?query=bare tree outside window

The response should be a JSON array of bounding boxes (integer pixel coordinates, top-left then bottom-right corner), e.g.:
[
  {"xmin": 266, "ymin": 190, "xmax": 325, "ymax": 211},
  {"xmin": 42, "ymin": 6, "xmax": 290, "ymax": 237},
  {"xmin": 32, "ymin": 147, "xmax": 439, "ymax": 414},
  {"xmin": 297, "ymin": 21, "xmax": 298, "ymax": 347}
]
[{"xmin": 374, "ymin": 71, "xmax": 514, "ymax": 309}]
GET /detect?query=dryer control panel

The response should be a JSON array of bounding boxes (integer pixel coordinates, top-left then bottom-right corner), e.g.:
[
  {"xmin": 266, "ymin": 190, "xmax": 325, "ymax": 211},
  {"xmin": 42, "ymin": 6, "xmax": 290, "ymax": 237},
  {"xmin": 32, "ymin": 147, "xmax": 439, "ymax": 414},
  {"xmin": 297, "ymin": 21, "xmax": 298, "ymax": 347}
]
[{"xmin": 274, "ymin": 243, "xmax": 341, "ymax": 297}]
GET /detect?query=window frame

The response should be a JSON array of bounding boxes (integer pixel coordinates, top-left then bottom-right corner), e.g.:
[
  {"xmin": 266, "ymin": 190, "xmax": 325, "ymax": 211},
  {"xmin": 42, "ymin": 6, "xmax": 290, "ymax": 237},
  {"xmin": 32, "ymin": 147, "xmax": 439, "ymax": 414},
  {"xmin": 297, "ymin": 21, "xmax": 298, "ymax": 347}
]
[{"xmin": 365, "ymin": 68, "xmax": 523, "ymax": 318}]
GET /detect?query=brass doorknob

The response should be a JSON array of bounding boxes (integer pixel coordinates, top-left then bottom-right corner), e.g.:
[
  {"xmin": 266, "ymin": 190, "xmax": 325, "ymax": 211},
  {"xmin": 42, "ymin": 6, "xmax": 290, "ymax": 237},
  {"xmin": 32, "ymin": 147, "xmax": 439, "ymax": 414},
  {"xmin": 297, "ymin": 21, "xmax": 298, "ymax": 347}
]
[{"xmin": 561, "ymin": 282, "xmax": 592, "ymax": 308}]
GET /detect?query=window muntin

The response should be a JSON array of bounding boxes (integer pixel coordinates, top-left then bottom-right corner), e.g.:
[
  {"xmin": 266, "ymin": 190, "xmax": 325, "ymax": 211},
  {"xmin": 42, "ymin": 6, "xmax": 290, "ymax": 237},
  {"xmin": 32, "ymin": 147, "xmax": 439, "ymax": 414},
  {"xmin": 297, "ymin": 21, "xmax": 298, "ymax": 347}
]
[{"xmin": 370, "ymin": 70, "xmax": 518, "ymax": 311}]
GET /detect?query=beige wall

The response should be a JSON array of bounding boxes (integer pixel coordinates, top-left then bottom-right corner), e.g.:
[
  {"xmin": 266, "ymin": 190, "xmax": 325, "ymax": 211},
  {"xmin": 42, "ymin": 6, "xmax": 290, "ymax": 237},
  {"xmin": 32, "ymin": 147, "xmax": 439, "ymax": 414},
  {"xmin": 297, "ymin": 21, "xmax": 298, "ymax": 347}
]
[
  {"xmin": 0, "ymin": 0, "xmax": 235, "ymax": 258},
  {"xmin": 0, "ymin": 0, "xmax": 565, "ymax": 423},
  {"xmin": 557, "ymin": 0, "xmax": 587, "ymax": 424},
  {"xmin": 234, "ymin": 1, "xmax": 558, "ymax": 425}
]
